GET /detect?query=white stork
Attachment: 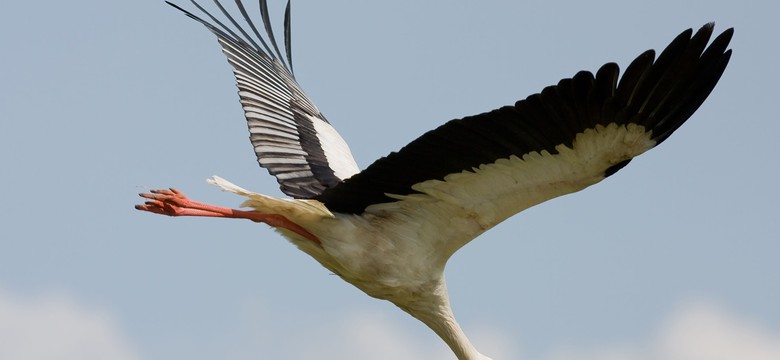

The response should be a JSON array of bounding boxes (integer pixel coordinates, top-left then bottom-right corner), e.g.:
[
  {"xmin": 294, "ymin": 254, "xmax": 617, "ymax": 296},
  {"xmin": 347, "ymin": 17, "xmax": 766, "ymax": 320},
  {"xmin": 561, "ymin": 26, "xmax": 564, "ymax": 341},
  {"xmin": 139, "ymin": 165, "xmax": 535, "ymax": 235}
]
[{"xmin": 137, "ymin": 1, "xmax": 733, "ymax": 359}]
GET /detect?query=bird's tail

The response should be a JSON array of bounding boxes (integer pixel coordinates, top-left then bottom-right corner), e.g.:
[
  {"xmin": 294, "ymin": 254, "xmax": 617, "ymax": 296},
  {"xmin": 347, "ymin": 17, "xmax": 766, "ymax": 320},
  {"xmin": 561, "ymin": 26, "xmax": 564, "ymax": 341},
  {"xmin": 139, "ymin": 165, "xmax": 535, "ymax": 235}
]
[{"xmin": 208, "ymin": 176, "xmax": 334, "ymax": 220}]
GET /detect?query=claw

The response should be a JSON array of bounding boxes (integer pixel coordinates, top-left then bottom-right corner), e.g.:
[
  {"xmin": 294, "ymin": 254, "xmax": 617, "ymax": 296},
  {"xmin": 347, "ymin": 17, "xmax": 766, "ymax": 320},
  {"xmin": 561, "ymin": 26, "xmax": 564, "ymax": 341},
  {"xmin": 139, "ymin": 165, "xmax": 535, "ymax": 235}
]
[
  {"xmin": 135, "ymin": 201, "xmax": 168, "ymax": 216},
  {"xmin": 150, "ymin": 188, "xmax": 180, "ymax": 197},
  {"xmin": 136, "ymin": 188, "xmax": 191, "ymax": 216}
]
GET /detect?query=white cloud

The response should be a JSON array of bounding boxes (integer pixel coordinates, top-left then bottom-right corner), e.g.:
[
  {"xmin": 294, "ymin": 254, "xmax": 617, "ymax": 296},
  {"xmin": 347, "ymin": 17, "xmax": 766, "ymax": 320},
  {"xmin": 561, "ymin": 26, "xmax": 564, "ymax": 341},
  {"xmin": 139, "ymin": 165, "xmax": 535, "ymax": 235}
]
[
  {"xmin": 470, "ymin": 323, "xmax": 523, "ymax": 359},
  {"xmin": 228, "ymin": 298, "xmax": 780, "ymax": 360},
  {"xmin": 659, "ymin": 300, "xmax": 780, "ymax": 360},
  {"xmin": 288, "ymin": 310, "xmax": 454, "ymax": 360},
  {"xmin": 541, "ymin": 299, "xmax": 780, "ymax": 360},
  {"xmin": 333, "ymin": 313, "xmax": 521, "ymax": 360},
  {"xmin": 3, "ymin": 289, "xmax": 774, "ymax": 360},
  {"xmin": 0, "ymin": 290, "xmax": 141, "ymax": 360},
  {"xmin": 229, "ymin": 304, "xmax": 520, "ymax": 360}
]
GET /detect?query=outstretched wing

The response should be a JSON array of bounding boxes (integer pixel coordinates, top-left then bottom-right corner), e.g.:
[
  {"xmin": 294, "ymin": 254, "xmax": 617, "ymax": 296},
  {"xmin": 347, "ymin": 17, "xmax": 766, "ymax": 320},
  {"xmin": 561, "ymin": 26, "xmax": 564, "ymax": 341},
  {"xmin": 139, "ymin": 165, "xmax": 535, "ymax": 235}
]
[
  {"xmin": 168, "ymin": 0, "xmax": 359, "ymax": 199},
  {"xmin": 315, "ymin": 23, "xmax": 733, "ymax": 232}
]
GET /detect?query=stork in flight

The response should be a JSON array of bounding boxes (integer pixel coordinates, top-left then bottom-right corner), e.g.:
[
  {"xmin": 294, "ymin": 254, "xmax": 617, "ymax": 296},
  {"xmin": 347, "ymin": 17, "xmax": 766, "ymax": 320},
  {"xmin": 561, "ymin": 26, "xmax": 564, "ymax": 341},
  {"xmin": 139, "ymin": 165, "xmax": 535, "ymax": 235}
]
[{"xmin": 137, "ymin": 1, "xmax": 733, "ymax": 359}]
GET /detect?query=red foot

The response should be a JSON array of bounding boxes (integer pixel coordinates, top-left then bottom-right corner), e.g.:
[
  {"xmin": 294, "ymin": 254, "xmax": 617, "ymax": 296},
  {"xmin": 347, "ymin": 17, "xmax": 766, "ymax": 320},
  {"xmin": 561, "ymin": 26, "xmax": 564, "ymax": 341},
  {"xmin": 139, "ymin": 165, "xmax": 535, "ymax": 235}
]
[
  {"xmin": 135, "ymin": 188, "xmax": 210, "ymax": 216},
  {"xmin": 136, "ymin": 188, "xmax": 321, "ymax": 244}
]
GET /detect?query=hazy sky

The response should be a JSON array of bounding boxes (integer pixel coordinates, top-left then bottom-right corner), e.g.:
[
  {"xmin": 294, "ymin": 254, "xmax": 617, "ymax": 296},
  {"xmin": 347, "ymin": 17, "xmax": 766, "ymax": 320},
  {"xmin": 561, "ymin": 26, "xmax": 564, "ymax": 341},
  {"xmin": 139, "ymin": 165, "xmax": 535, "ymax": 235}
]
[{"xmin": 1, "ymin": 1, "xmax": 779, "ymax": 359}]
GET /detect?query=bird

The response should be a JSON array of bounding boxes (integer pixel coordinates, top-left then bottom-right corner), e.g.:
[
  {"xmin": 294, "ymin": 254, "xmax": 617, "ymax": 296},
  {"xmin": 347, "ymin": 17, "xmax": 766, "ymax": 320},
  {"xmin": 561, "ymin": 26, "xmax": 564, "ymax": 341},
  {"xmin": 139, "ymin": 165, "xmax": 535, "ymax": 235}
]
[{"xmin": 136, "ymin": 1, "xmax": 733, "ymax": 359}]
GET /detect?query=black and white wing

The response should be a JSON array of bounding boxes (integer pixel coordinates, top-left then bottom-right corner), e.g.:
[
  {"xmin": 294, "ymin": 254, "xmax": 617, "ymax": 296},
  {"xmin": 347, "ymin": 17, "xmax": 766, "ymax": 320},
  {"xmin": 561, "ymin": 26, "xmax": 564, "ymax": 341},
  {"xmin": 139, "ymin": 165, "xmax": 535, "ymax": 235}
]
[
  {"xmin": 315, "ymin": 22, "xmax": 733, "ymax": 232},
  {"xmin": 168, "ymin": 0, "xmax": 359, "ymax": 199},
  {"xmin": 170, "ymin": 1, "xmax": 732, "ymax": 243}
]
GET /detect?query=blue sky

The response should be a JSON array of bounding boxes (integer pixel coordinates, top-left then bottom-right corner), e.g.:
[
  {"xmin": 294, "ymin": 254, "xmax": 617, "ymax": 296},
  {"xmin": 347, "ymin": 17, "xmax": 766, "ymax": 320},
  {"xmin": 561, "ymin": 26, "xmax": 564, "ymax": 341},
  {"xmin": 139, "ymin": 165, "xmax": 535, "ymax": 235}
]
[{"xmin": 1, "ymin": 0, "xmax": 779, "ymax": 359}]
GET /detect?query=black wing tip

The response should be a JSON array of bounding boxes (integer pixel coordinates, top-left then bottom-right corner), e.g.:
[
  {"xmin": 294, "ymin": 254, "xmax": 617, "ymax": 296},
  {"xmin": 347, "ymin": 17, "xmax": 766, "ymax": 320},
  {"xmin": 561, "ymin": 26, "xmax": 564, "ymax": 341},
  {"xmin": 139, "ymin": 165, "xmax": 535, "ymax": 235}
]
[
  {"xmin": 696, "ymin": 22, "xmax": 734, "ymax": 35},
  {"xmin": 695, "ymin": 22, "xmax": 735, "ymax": 48},
  {"xmin": 644, "ymin": 22, "xmax": 733, "ymax": 142},
  {"xmin": 166, "ymin": 0, "xmax": 295, "ymax": 72},
  {"xmin": 723, "ymin": 48, "xmax": 734, "ymax": 60},
  {"xmin": 638, "ymin": 49, "xmax": 657, "ymax": 61},
  {"xmin": 165, "ymin": 1, "xmax": 186, "ymax": 12},
  {"xmin": 670, "ymin": 23, "xmax": 734, "ymax": 46},
  {"xmin": 714, "ymin": 26, "xmax": 735, "ymax": 48}
]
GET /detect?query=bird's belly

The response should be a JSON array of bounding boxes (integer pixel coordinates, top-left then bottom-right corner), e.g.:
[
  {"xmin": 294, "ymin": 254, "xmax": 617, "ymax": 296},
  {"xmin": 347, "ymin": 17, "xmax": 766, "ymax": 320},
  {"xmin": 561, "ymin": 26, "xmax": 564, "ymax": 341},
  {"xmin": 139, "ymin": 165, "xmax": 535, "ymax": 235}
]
[{"xmin": 303, "ymin": 212, "xmax": 479, "ymax": 302}]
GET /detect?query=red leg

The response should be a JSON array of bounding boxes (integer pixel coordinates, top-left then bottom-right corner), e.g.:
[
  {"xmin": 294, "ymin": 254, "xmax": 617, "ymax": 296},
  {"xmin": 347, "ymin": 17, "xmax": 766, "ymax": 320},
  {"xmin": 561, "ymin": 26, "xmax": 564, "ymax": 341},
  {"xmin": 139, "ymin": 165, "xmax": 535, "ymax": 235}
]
[{"xmin": 136, "ymin": 188, "xmax": 320, "ymax": 244}]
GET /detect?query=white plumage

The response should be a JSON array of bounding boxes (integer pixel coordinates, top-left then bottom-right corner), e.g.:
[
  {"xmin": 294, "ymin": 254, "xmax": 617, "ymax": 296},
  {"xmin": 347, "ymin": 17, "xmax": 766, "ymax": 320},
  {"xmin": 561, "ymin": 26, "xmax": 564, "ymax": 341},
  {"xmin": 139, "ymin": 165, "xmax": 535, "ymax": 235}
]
[{"xmin": 137, "ymin": 1, "xmax": 733, "ymax": 359}]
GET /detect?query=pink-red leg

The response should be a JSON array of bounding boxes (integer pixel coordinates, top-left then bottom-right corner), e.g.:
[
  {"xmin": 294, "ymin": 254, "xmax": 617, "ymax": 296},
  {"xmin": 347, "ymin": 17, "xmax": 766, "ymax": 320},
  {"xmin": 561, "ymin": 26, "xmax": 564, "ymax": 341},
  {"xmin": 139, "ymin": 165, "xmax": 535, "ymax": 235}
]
[{"xmin": 136, "ymin": 188, "xmax": 320, "ymax": 244}]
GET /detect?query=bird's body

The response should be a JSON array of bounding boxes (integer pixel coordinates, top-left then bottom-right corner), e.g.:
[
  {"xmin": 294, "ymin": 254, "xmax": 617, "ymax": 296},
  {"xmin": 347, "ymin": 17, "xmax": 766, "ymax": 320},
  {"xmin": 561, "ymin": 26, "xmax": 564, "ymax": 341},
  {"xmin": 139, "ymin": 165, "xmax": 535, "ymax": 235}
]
[{"xmin": 137, "ymin": 1, "xmax": 733, "ymax": 359}]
